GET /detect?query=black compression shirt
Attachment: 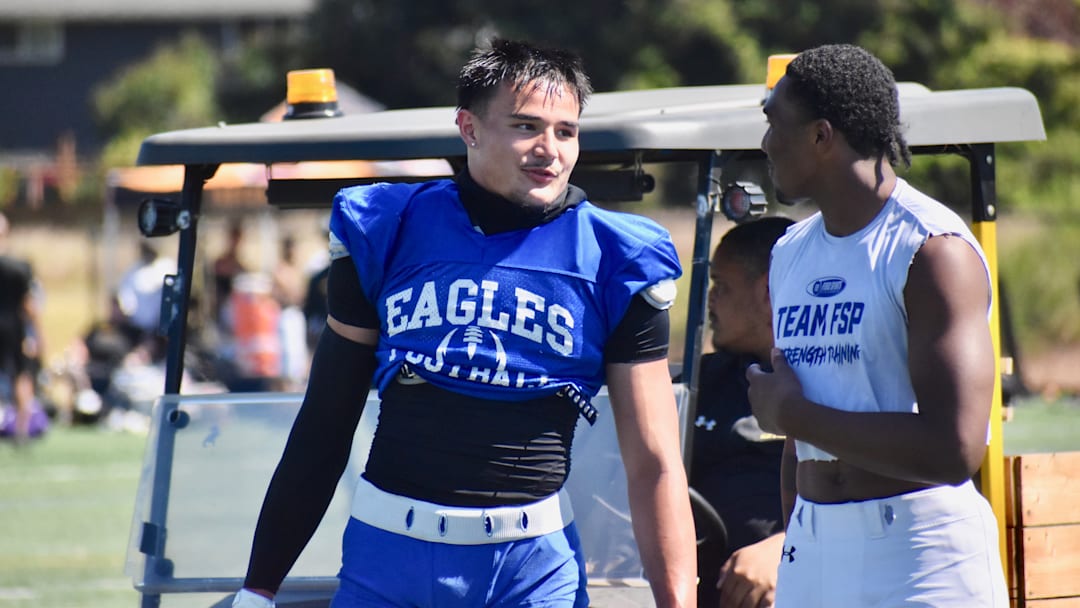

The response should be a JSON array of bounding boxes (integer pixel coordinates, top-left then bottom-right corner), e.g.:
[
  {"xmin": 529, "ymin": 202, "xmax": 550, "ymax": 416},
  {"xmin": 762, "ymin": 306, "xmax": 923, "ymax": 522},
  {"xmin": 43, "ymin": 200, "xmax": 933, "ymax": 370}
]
[
  {"xmin": 364, "ymin": 382, "xmax": 580, "ymax": 505},
  {"xmin": 331, "ymin": 171, "xmax": 672, "ymax": 505}
]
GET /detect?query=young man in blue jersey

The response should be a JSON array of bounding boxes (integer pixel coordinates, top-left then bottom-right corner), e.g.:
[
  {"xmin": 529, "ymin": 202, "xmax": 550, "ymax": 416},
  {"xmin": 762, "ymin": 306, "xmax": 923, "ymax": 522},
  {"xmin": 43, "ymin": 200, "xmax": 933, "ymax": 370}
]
[
  {"xmin": 748, "ymin": 44, "xmax": 1008, "ymax": 607},
  {"xmin": 232, "ymin": 38, "xmax": 697, "ymax": 608}
]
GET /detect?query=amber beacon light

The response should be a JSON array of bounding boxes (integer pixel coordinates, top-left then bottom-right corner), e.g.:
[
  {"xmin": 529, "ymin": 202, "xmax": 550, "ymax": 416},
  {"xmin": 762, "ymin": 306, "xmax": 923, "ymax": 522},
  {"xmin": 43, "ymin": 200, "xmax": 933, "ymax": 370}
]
[
  {"xmin": 284, "ymin": 68, "xmax": 343, "ymax": 119},
  {"xmin": 764, "ymin": 53, "xmax": 797, "ymax": 99}
]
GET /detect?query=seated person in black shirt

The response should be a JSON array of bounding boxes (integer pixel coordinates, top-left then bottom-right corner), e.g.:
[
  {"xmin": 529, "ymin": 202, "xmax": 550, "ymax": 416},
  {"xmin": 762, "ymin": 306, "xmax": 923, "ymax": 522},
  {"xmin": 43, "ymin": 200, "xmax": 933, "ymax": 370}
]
[{"xmin": 693, "ymin": 216, "xmax": 794, "ymax": 608}]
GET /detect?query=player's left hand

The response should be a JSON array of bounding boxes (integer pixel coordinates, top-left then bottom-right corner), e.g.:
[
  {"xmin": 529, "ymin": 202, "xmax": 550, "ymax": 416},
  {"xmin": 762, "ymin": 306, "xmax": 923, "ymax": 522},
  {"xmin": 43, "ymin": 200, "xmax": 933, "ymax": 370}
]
[
  {"xmin": 716, "ymin": 533, "xmax": 784, "ymax": 608},
  {"xmin": 746, "ymin": 348, "xmax": 803, "ymax": 435}
]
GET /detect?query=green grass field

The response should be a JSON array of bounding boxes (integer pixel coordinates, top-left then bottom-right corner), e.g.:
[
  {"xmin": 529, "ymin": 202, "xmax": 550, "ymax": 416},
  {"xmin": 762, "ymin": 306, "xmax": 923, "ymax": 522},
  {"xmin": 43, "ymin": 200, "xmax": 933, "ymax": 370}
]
[
  {"xmin": 1, "ymin": 394, "xmax": 1078, "ymax": 608},
  {"xmin": 1003, "ymin": 394, "xmax": 1080, "ymax": 455},
  {"xmin": 0, "ymin": 426, "xmax": 145, "ymax": 607}
]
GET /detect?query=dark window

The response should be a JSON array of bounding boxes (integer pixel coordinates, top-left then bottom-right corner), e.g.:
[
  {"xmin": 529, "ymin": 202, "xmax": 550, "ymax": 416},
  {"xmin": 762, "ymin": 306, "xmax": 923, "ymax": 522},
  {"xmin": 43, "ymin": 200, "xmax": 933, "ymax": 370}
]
[{"xmin": 0, "ymin": 21, "xmax": 64, "ymax": 65}]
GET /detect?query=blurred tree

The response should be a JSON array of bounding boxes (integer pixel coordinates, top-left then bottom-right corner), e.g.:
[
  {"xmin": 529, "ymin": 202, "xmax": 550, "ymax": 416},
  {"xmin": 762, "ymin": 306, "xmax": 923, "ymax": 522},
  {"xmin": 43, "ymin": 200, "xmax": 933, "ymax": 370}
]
[
  {"xmin": 862, "ymin": 0, "xmax": 1001, "ymax": 85},
  {"xmin": 217, "ymin": 25, "xmax": 311, "ymax": 123},
  {"xmin": 488, "ymin": 0, "xmax": 761, "ymax": 91},
  {"xmin": 921, "ymin": 33, "xmax": 1080, "ymax": 215},
  {"xmin": 732, "ymin": 0, "xmax": 883, "ymax": 54},
  {"xmin": 971, "ymin": 0, "xmax": 1080, "ymax": 46},
  {"xmin": 728, "ymin": 0, "xmax": 1004, "ymax": 86},
  {"xmin": 938, "ymin": 34, "xmax": 1080, "ymax": 129},
  {"xmin": 303, "ymin": 0, "xmax": 761, "ymax": 108},
  {"xmin": 92, "ymin": 32, "xmax": 221, "ymax": 168},
  {"xmin": 303, "ymin": 1, "xmax": 481, "ymax": 108}
]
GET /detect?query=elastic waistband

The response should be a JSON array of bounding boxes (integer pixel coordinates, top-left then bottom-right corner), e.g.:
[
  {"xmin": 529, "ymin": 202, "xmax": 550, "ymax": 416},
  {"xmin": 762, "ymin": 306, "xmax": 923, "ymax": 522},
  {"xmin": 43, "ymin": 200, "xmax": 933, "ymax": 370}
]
[
  {"xmin": 790, "ymin": 480, "xmax": 983, "ymax": 540},
  {"xmin": 350, "ymin": 477, "xmax": 575, "ymax": 545}
]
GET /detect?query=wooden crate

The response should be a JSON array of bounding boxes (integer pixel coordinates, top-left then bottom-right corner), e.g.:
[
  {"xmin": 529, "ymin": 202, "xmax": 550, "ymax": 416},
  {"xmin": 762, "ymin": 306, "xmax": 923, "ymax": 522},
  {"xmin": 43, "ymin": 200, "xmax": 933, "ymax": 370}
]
[{"xmin": 1006, "ymin": 451, "xmax": 1080, "ymax": 607}]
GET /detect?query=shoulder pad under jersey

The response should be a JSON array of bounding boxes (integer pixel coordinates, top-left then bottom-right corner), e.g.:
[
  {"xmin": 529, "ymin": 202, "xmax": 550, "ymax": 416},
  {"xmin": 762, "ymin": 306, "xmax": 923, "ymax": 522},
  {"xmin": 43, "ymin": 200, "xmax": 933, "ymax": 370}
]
[
  {"xmin": 640, "ymin": 279, "xmax": 677, "ymax": 310},
  {"xmin": 328, "ymin": 231, "xmax": 349, "ymax": 260}
]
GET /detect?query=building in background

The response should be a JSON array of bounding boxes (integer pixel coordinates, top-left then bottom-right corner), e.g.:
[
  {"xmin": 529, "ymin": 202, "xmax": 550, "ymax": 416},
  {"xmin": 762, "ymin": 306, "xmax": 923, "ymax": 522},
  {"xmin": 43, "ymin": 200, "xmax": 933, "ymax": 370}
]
[{"xmin": 0, "ymin": 0, "xmax": 314, "ymax": 206}]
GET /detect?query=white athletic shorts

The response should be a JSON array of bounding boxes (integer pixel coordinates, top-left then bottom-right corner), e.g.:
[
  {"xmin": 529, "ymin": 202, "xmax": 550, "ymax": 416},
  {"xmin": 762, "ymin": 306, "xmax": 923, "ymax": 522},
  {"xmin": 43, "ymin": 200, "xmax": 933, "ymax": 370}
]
[{"xmin": 775, "ymin": 480, "xmax": 1008, "ymax": 607}]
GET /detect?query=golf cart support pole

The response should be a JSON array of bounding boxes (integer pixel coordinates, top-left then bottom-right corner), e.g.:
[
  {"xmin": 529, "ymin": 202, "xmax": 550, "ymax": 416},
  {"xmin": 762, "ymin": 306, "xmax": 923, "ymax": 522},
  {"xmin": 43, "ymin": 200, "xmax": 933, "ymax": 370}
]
[
  {"xmin": 162, "ymin": 164, "xmax": 213, "ymax": 394},
  {"xmin": 966, "ymin": 143, "xmax": 1010, "ymax": 576},
  {"xmin": 139, "ymin": 163, "xmax": 212, "ymax": 608},
  {"xmin": 680, "ymin": 150, "xmax": 721, "ymax": 477}
]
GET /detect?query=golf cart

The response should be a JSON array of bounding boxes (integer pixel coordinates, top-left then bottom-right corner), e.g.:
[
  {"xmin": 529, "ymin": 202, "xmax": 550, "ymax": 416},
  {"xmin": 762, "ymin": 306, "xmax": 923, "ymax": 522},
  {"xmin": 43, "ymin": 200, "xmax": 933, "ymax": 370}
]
[{"xmin": 125, "ymin": 69, "xmax": 1045, "ymax": 607}]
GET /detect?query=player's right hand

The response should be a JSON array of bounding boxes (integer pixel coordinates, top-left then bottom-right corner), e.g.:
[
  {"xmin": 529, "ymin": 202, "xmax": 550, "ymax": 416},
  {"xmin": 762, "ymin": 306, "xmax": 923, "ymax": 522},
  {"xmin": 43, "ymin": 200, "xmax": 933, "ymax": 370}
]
[
  {"xmin": 746, "ymin": 348, "xmax": 803, "ymax": 435},
  {"xmin": 232, "ymin": 588, "xmax": 275, "ymax": 608}
]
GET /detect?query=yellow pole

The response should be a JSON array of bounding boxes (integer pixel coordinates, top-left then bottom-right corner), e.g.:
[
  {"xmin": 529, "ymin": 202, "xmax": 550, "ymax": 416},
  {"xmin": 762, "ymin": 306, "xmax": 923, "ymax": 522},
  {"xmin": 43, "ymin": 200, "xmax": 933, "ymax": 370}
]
[{"xmin": 971, "ymin": 219, "xmax": 1009, "ymax": 574}]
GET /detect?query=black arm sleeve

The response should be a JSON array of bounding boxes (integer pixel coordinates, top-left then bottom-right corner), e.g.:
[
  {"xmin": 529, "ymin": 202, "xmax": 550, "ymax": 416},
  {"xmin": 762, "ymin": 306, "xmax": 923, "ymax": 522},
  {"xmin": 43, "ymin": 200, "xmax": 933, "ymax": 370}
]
[
  {"xmin": 243, "ymin": 328, "xmax": 376, "ymax": 593},
  {"xmin": 603, "ymin": 293, "xmax": 671, "ymax": 364},
  {"xmin": 327, "ymin": 256, "xmax": 379, "ymax": 329}
]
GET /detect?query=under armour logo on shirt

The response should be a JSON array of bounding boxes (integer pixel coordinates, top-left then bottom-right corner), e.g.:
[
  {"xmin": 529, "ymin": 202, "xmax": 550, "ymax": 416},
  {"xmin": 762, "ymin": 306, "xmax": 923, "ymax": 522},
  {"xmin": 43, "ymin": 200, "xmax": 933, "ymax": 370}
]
[
  {"xmin": 694, "ymin": 415, "xmax": 717, "ymax": 431},
  {"xmin": 781, "ymin": 545, "xmax": 797, "ymax": 563}
]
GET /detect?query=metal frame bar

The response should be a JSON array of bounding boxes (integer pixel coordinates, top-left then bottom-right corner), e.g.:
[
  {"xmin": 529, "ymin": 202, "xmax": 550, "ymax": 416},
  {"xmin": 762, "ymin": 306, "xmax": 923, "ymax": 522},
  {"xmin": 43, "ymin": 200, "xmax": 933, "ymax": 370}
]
[
  {"xmin": 679, "ymin": 151, "xmax": 721, "ymax": 476},
  {"xmin": 965, "ymin": 143, "xmax": 1011, "ymax": 576},
  {"xmin": 139, "ymin": 164, "xmax": 212, "ymax": 608}
]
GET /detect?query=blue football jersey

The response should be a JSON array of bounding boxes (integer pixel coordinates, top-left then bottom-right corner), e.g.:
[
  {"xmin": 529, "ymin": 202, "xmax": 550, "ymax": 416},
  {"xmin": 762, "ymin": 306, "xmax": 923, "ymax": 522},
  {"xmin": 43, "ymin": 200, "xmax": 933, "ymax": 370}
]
[{"xmin": 329, "ymin": 179, "xmax": 682, "ymax": 402}]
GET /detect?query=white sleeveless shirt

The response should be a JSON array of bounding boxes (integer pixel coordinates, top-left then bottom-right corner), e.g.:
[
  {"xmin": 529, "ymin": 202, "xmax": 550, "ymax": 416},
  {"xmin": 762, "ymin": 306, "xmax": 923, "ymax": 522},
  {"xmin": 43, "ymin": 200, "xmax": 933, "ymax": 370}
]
[{"xmin": 769, "ymin": 178, "xmax": 991, "ymax": 462}]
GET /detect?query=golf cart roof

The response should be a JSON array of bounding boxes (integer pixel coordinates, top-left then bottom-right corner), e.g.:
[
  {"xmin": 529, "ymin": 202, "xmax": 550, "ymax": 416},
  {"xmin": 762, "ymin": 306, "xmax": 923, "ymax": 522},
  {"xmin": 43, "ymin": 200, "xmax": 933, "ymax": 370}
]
[{"xmin": 137, "ymin": 82, "xmax": 1046, "ymax": 167}]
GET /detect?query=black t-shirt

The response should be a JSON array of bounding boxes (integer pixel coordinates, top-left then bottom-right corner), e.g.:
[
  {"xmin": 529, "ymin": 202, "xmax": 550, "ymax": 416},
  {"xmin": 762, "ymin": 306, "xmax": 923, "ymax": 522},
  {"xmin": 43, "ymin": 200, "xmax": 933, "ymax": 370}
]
[
  {"xmin": 0, "ymin": 256, "xmax": 33, "ymax": 378},
  {"xmin": 689, "ymin": 351, "xmax": 785, "ymax": 557}
]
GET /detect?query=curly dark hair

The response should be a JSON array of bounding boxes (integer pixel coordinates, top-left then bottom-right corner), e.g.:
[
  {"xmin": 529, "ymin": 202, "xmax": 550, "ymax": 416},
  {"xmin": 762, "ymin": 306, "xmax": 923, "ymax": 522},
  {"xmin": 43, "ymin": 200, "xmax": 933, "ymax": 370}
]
[
  {"xmin": 785, "ymin": 44, "xmax": 911, "ymax": 168},
  {"xmin": 457, "ymin": 38, "xmax": 593, "ymax": 118}
]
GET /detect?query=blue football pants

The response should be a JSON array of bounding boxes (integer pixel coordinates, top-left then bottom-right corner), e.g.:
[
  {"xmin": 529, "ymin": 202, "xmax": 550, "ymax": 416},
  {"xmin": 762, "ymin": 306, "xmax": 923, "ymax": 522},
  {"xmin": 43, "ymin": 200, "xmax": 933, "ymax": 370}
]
[{"xmin": 331, "ymin": 517, "xmax": 590, "ymax": 607}]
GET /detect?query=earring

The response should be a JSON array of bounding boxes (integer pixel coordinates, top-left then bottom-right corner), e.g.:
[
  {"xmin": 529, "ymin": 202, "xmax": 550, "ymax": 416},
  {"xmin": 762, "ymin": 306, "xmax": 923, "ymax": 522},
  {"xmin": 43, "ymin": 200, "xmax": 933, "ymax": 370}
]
[{"xmin": 470, "ymin": 141, "xmax": 477, "ymax": 147}]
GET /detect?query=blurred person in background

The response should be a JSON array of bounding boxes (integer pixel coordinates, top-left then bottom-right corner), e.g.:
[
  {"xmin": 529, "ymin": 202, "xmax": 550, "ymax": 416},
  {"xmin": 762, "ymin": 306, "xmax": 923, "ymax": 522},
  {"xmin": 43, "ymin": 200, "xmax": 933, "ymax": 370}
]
[
  {"xmin": 211, "ymin": 218, "xmax": 248, "ymax": 336},
  {"xmin": 302, "ymin": 262, "xmax": 330, "ymax": 351},
  {"xmin": 115, "ymin": 240, "xmax": 175, "ymax": 362},
  {"xmin": 0, "ymin": 211, "xmax": 47, "ymax": 443},
  {"xmin": 692, "ymin": 217, "xmax": 792, "ymax": 608},
  {"xmin": 271, "ymin": 235, "xmax": 309, "ymax": 389},
  {"xmin": 302, "ymin": 215, "xmax": 333, "ymax": 352}
]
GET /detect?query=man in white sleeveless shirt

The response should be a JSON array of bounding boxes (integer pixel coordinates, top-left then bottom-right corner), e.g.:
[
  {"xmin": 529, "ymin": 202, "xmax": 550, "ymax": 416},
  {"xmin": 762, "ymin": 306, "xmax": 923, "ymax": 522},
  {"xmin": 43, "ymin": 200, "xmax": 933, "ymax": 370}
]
[{"xmin": 747, "ymin": 44, "xmax": 1008, "ymax": 607}]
